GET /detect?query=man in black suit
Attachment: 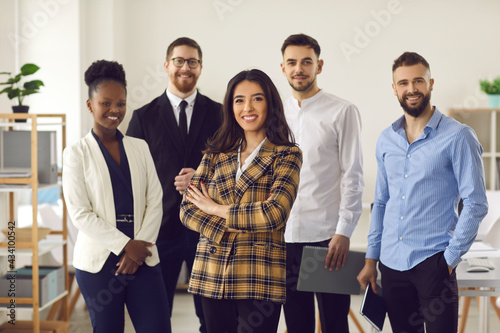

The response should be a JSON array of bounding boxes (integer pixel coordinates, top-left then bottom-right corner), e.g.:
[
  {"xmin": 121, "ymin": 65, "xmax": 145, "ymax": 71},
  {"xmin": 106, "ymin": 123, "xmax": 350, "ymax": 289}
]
[{"xmin": 126, "ymin": 37, "xmax": 221, "ymax": 332}]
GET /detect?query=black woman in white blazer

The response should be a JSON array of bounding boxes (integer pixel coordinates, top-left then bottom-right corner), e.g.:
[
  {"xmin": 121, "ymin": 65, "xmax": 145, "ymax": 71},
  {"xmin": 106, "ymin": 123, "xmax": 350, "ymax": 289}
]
[{"xmin": 62, "ymin": 60, "xmax": 170, "ymax": 333}]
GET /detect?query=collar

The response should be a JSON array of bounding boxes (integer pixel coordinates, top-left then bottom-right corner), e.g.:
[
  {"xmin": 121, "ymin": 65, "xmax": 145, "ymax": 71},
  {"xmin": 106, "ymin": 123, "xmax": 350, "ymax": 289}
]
[
  {"xmin": 392, "ymin": 106, "xmax": 442, "ymax": 133},
  {"xmin": 291, "ymin": 89, "xmax": 324, "ymax": 108},
  {"xmin": 91, "ymin": 129, "xmax": 124, "ymax": 143},
  {"xmin": 166, "ymin": 89, "xmax": 198, "ymax": 108}
]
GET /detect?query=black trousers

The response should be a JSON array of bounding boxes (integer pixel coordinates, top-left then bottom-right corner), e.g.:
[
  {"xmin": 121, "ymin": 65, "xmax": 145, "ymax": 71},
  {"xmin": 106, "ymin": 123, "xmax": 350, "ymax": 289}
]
[
  {"xmin": 284, "ymin": 241, "xmax": 350, "ymax": 333},
  {"xmin": 380, "ymin": 252, "xmax": 459, "ymax": 333},
  {"xmin": 156, "ymin": 227, "xmax": 206, "ymax": 332},
  {"xmin": 201, "ymin": 297, "xmax": 282, "ymax": 333},
  {"xmin": 76, "ymin": 253, "xmax": 171, "ymax": 333}
]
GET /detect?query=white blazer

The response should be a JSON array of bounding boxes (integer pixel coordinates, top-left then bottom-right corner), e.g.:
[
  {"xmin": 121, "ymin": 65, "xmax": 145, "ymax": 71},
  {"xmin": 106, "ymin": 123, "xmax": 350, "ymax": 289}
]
[{"xmin": 62, "ymin": 131, "xmax": 163, "ymax": 273}]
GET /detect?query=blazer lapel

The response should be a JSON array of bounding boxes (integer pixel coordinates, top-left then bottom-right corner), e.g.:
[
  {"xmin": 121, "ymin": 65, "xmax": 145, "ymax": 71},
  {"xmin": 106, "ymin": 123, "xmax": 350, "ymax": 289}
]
[
  {"xmin": 157, "ymin": 93, "xmax": 184, "ymax": 157},
  {"xmin": 83, "ymin": 132, "xmax": 116, "ymax": 224},
  {"xmin": 234, "ymin": 140, "xmax": 274, "ymax": 201},
  {"xmin": 214, "ymin": 151, "xmax": 237, "ymax": 205}
]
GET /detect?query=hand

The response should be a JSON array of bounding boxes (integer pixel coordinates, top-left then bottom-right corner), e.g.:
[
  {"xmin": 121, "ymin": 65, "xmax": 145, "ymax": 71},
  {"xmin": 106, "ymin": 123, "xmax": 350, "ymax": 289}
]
[
  {"xmin": 325, "ymin": 234, "xmax": 350, "ymax": 271},
  {"xmin": 123, "ymin": 240, "xmax": 154, "ymax": 265},
  {"xmin": 175, "ymin": 168, "xmax": 196, "ymax": 194},
  {"xmin": 186, "ymin": 181, "xmax": 229, "ymax": 219},
  {"xmin": 115, "ymin": 253, "xmax": 139, "ymax": 275},
  {"xmin": 357, "ymin": 259, "xmax": 379, "ymax": 294},
  {"xmin": 448, "ymin": 265, "xmax": 453, "ymax": 275},
  {"xmin": 227, "ymin": 227, "xmax": 245, "ymax": 233}
]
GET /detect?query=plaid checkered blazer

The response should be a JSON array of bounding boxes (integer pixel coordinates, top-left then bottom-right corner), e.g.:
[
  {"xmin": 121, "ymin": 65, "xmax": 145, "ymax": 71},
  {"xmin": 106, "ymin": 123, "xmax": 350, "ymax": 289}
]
[{"xmin": 180, "ymin": 140, "xmax": 302, "ymax": 303}]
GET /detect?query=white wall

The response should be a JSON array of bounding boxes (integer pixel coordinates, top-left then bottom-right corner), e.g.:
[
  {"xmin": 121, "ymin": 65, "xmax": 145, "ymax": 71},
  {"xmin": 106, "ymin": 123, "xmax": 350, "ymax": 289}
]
[
  {"xmin": 108, "ymin": 0, "xmax": 500, "ymax": 205},
  {"xmin": 1, "ymin": 0, "xmax": 500, "ymax": 243}
]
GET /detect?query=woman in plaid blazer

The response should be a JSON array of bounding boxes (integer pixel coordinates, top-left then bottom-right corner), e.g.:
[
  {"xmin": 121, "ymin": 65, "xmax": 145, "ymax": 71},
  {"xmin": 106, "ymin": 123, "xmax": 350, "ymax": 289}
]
[{"xmin": 180, "ymin": 69, "xmax": 302, "ymax": 333}]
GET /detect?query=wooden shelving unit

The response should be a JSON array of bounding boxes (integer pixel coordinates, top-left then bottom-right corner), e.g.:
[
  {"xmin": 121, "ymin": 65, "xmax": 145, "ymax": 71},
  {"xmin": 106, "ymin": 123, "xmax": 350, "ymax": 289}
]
[
  {"xmin": 448, "ymin": 108, "xmax": 500, "ymax": 191},
  {"xmin": 0, "ymin": 113, "xmax": 69, "ymax": 333}
]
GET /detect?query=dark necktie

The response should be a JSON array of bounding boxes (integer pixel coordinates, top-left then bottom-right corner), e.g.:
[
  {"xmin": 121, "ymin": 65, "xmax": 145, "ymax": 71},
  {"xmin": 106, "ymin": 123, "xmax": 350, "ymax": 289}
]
[{"xmin": 179, "ymin": 100, "xmax": 188, "ymax": 146}]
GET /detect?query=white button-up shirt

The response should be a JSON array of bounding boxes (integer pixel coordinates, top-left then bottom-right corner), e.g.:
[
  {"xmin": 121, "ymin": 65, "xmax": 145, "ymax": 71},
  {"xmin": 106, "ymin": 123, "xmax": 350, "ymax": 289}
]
[
  {"xmin": 166, "ymin": 89, "xmax": 197, "ymax": 133},
  {"xmin": 284, "ymin": 90, "xmax": 364, "ymax": 242}
]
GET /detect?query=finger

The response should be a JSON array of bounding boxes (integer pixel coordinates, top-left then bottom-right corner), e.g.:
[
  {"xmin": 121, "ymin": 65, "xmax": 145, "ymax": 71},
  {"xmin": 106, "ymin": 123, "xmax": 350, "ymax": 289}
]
[
  {"xmin": 335, "ymin": 252, "xmax": 344, "ymax": 271},
  {"xmin": 324, "ymin": 249, "xmax": 333, "ymax": 269},
  {"xmin": 186, "ymin": 188, "xmax": 200, "ymax": 200},
  {"xmin": 357, "ymin": 275, "xmax": 367, "ymax": 290},
  {"xmin": 188, "ymin": 184, "xmax": 202, "ymax": 197},
  {"xmin": 125, "ymin": 262, "xmax": 137, "ymax": 275},
  {"xmin": 200, "ymin": 181, "xmax": 209, "ymax": 196},
  {"xmin": 340, "ymin": 249, "xmax": 349, "ymax": 267},
  {"xmin": 327, "ymin": 248, "xmax": 339, "ymax": 271},
  {"xmin": 371, "ymin": 280, "xmax": 378, "ymax": 294},
  {"xmin": 116, "ymin": 257, "xmax": 123, "ymax": 267},
  {"xmin": 115, "ymin": 261, "xmax": 125, "ymax": 275}
]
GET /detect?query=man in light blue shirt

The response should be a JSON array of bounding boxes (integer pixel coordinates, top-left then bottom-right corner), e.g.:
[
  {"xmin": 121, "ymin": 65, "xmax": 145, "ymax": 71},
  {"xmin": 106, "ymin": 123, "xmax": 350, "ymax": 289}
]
[{"xmin": 357, "ymin": 52, "xmax": 488, "ymax": 333}]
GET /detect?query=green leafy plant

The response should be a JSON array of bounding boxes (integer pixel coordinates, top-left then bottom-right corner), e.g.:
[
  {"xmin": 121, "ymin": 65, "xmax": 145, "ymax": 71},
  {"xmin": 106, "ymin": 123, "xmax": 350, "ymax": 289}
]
[
  {"xmin": 480, "ymin": 77, "xmax": 500, "ymax": 95},
  {"xmin": 0, "ymin": 63, "xmax": 45, "ymax": 106}
]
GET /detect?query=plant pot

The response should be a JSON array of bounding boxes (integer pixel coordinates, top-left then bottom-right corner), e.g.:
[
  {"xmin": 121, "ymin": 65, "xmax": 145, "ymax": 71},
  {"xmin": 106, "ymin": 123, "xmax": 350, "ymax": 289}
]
[
  {"xmin": 12, "ymin": 105, "xmax": 29, "ymax": 122},
  {"xmin": 488, "ymin": 94, "xmax": 500, "ymax": 109}
]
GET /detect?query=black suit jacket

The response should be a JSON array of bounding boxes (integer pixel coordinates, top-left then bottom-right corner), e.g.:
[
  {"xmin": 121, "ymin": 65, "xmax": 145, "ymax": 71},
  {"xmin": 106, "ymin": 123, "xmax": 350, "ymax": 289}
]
[{"xmin": 126, "ymin": 92, "xmax": 222, "ymax": 240}]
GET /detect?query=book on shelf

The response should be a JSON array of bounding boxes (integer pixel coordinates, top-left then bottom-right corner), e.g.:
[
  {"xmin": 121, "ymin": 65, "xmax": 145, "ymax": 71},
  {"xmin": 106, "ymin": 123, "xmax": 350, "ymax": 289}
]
[{"xmin": 0, "ymin": 167, "xmax": 31, "ymax": 178}]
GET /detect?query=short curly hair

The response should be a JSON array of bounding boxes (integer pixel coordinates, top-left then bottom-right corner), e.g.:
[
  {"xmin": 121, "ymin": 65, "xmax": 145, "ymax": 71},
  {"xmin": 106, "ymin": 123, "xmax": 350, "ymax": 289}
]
[{"xmin": 84, "ymin": 60, "xmax": 127, "ymax": 99}]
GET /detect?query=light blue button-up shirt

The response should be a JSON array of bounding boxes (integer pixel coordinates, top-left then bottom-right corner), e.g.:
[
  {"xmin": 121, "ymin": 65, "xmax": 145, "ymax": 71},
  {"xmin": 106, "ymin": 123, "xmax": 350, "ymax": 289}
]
[{"xmin": 366, "ymin": 108, "xmax": 488, "ymax": 270}]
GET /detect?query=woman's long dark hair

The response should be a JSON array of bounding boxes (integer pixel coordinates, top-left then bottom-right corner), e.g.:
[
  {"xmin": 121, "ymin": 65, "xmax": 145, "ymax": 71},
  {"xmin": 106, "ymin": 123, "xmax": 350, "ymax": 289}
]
[{"xmin": 204, "ymin": 69, "xmax": 296, "ymax": 154}]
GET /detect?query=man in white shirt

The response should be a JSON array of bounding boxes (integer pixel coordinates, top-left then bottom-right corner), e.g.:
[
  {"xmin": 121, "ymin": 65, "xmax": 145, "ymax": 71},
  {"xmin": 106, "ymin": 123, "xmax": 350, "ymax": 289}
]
[{"xmin": 280, "ymin": 33, "xmax": 364, "ymax": 333}]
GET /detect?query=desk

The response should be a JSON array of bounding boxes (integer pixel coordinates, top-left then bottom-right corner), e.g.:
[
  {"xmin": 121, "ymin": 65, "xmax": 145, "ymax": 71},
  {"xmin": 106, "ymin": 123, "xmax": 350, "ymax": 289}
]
[{"xmin": 457, "ymin": 256, "xmax": 500, "ymax": 333}]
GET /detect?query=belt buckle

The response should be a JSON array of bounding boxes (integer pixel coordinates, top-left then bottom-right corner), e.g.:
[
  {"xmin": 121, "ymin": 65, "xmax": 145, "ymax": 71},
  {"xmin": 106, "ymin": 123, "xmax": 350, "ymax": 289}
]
[{"xmin": 117, "ymin": 214, "xmax": 133, "ymax": 223}]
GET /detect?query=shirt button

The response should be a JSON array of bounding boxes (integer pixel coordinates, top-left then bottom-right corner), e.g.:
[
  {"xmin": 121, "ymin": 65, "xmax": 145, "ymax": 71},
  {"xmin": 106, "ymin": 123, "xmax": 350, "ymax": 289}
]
[
  {"xmin": 405, "ymin": 174, "xmax": 408, "ymax": 178},
  {"xmin": 209, "ymin": 246, "xmax": 217, "ymax": 254},
  {"xmin": 400, "ymin": 216, "xmax": 404, "ymax": 220},
  {"xmin": 399, "ymin": 237, "xmax": 403, "ymax": 240},
  {"xmin": 402, "ymin": 196, "xmax": 406, "ymax": 199},
  {"xmin": 407, "ymin": 154, "xmax": 411, "ymax": 158}
]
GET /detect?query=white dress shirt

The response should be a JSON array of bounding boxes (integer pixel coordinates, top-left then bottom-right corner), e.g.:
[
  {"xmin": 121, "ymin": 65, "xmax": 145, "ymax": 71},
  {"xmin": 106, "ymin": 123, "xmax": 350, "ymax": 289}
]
[
  {"xmin": 166, "ymin": 89, "xmax": 197, "ymax": 133},
  {"xmin": 236, "ymin": 138, "xmax": 267, "ymax": 183},
  {"xmin": 284, "ymin": 90, "xmax": 364, "ymax": 242}
]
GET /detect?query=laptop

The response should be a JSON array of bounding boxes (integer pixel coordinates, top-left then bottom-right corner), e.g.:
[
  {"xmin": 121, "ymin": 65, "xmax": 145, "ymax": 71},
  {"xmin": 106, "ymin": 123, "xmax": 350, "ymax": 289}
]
[{"xmin": 297, "ymin": 246, "xmax": 366, "ymax": 295}]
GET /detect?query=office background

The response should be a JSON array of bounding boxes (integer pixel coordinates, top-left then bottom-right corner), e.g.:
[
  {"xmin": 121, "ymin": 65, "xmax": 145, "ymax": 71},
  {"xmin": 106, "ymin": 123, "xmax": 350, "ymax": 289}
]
[{"xmin": 1, "ymin": 0, "xmax": 499, "ymax": 232}]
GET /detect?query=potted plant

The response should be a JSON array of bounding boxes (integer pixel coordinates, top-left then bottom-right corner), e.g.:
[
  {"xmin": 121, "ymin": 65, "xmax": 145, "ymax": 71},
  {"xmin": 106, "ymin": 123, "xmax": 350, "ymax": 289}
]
[
  {"xmin": 0, "ymin": 63, "xmax": 44, "ymax": 122},
  {"xmin": 480, "ymin": 77, "xmax": 500, "ymax": 109}
]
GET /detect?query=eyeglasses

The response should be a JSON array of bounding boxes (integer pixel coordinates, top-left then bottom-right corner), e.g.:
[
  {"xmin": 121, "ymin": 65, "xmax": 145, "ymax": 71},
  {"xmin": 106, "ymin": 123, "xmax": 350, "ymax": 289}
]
[{"xmin": 170, "ymin": 57, "xmax": 201, "ymax": 69}]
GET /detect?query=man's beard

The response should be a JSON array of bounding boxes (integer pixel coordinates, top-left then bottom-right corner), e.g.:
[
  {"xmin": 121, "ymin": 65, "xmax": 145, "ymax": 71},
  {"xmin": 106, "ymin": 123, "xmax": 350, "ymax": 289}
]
[
  {"xmin": 172, "ymin": 74, "xmax": 198, "ymax": 94},
  {"xmin": 399, "ymin": 91, "xmax": 431, "ymax": 118},
  {"xmin": 289, "ymin": 76, "xmax": 316, "ymax": 92}
]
